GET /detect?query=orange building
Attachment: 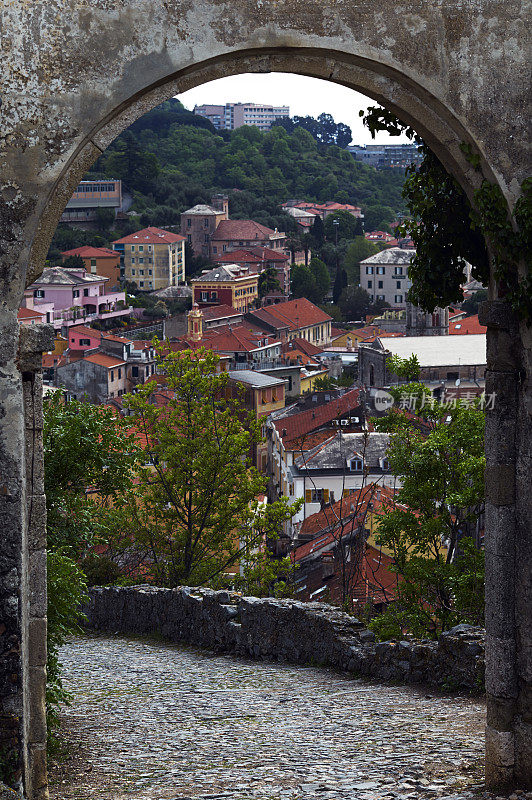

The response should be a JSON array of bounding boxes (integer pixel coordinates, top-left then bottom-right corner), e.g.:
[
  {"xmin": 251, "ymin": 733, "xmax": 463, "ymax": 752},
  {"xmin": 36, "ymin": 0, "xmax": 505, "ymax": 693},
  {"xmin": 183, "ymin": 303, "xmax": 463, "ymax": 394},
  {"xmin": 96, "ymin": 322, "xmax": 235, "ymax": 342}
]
[{"xmin": 61, "ymin": 246, "xmax": 121, "ymax": 289}]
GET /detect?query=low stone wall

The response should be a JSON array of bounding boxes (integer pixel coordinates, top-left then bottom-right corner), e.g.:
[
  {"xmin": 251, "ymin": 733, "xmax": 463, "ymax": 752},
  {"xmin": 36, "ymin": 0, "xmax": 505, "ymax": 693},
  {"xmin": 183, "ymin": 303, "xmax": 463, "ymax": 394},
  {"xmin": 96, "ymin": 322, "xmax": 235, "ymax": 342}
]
[{"xmin": 84, "ymin": 586, "xmax": 485, "ymax": 693}]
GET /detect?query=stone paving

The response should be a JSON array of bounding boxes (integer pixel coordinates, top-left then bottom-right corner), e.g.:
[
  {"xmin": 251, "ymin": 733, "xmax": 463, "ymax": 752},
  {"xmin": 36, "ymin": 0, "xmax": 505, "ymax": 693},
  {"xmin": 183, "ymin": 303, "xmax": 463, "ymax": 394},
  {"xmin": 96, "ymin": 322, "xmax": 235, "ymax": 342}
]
[{"xmin": 48, "ymin": 634, "xmax": 520, "ymax": 800}]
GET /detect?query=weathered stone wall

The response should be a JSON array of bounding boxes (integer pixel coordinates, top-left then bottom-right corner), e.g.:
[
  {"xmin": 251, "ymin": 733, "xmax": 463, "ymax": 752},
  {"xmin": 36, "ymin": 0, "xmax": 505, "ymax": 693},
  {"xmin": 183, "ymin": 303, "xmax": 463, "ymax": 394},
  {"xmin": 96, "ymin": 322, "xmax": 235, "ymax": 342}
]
[{"xmin": 85, "ymin": 586, "xmax": 485, "ymax": 694}]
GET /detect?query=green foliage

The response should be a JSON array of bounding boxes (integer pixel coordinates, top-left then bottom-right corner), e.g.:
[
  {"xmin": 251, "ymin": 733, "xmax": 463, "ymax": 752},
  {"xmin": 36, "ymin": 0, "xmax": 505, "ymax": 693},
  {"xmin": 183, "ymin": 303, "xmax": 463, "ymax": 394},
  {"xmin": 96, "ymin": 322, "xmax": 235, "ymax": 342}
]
[
  {"xmin": 123, "ymin": 346, "xmax": 300, "ymax": 587},
  {"xmin": 337, "ymin": 285, "xmax": 388, "ymax": 321},
  {"xmin": 43, "ymin": 391, "xmax": 141, "ymax": 557},
  {"xmin": 309, "ymin": 257, "xmax": 331, "ymax": 300},
  {"xmin": 312, "ymin": 375, "xmax": 337, "ymax": 390},
  {"xmin": 324, "ymin": 210, "xmax": 361, "ymax": 240},
  {"xmin": 342, "ymin": 236, "xmax": 380, "ymax": 284},
  {"xmin": 371, "ymin": 400, "xmax": 485, "ymax": 639},
  {"xmin": 258, "ymin": 266, "xmax": 282, "ymax": 298},
  {"xmin": 386, "ymin": 353, "xmax": 421, "ymax": 381},
  {"xmin": 61, "ymin": 254, "xmax": 85, "ymax": 269},
  {"xmin": 94, "ymin": 207, "xmax": 116, "ymax": 232},
  {"xmin": 461, "ymin": 288, "xmax": 488, "ymax": 315},
  {"xmin": 46, "ymin": 551, "xmax": 88, "ymax": 743}
]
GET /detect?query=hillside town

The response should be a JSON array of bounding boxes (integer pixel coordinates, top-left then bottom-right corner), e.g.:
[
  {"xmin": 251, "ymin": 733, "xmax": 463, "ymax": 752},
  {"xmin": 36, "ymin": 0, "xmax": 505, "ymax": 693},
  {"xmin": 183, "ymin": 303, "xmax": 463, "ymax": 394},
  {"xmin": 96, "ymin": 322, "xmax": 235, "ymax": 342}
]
[{"xmin": 21, "ymin": 150, "xmax": 489, "ymax": 613}]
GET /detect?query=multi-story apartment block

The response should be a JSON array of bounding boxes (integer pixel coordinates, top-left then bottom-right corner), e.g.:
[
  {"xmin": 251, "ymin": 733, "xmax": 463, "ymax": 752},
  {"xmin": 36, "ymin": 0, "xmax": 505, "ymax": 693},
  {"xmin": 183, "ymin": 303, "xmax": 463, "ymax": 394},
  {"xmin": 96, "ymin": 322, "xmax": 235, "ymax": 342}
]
[
  {"xmin": 180, "ymin": 196, "xmax": 229, "ymax": 257},
  {"xmin": 61, "ymin": 246, "xmax": 121, "ymax": 289},
  {"xmin": 359, "ymin": 247, "xmax": 415, "ymax": 309},
  {"xmin": 60, "ymin": 179, "xmax": 123, "ymax": 224},
  {"xmin": 191, "ymin": 264, "xmax": 259, "ymax": 313},
  {"xmin": 111, "ymin": 227, "xmax": 186, "ymax": 290},
  {"xmin": 194, "ymin": 103, "xmax": 289, "ymax": 131},
  {"xmin": 348, "ymin": 143, "xmax": 423, "ymax": 169}
]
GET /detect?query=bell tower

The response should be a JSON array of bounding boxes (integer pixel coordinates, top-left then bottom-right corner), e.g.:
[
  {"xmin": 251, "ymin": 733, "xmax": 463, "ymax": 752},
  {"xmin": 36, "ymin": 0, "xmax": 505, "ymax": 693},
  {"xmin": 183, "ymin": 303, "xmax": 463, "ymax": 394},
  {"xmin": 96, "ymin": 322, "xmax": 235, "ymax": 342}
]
[{"xmin": 187, "ymin": 303, "xmax": 204, "ymax": 341}]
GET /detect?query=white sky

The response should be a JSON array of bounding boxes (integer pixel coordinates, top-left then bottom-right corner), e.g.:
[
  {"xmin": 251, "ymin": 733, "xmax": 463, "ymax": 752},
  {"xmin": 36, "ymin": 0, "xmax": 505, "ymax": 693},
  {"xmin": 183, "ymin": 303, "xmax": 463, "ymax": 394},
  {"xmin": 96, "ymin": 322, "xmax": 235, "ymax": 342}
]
[{"xmin": 177, "ymin": 73, "xmax": 409, "ymax": 146}]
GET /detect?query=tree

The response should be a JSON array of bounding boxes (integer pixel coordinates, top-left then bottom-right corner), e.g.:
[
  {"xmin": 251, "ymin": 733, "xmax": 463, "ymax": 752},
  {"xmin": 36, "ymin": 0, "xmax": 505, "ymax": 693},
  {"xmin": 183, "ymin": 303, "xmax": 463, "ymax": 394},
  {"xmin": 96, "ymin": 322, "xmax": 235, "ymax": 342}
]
[
  {"xmin": 124, "ymin": 346, "xmax": 300, "ymax": 586},
  {"xmin": 258, "ymin": 266, "xmax": 281, "ymax": 298},
  {"xmin": 461, "ymin": 288, "xmax": 488, "ymax": 315},
  {"xmin": 61, "ymin": 254, "xmax": 85, "ymax": 269},
  {"xmin": 105, "ymin": 130, "xmax": 160, "ymax": 194},
  {"xmin": 291, "ymin": 263, "xmax": 318, "ymax": 302},
  {"xmin": 360, "ymin": 106, "xmax": 490, "ymax": 310},
  {"xmin": 343, "ymin": 236, "xmax": 380, "ymax": 284},
  {"xmin": 309, "ymin": 257, "xmax": 331, "ymax": 301},
  {"xmin": 386, "ymin": 353, "xmax": 421, "ymax": 382},
  {"xmin": 338, "ymin": 285, "xmax": 372, "ymax": 321},
  {"xmin": 94, "ymin": 207, "xmax": 116, "ymax": 232},
  {"xmin": 324, "ymin": 210, "xmax": 360, "ymax": 241},
  {"xmin": 310, "ymin": 215, "xmax": 325, "ymax": 247},
  {"xmin": 369, "ymin": 399, "xmax": 486, "ymax": 639}
]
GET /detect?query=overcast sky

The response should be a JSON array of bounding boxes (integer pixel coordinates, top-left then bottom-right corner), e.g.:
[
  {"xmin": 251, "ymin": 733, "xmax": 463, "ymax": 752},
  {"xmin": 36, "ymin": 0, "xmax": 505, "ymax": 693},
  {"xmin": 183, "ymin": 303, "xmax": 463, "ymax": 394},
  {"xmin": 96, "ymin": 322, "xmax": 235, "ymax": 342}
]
[{"xmin": 178, "ymin": 73, "xmax": 409, "ymax": 146}]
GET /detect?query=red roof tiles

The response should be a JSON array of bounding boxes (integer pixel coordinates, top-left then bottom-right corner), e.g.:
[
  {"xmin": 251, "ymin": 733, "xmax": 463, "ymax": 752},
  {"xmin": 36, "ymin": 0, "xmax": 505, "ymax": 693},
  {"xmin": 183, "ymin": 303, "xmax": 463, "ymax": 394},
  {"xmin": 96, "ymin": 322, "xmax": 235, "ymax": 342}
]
[
  {"xmin": 274, "ymin": 388, "xmax": 361, "ymax": 443},
  {"xmin": 61, "ymin": 246, "xmax": 118, "ymax": 258},
  {"xmin": 84, "ymin": 353, "xmax": 126, "ymax": 368},
  {"xmin": 254, "ymin": 298, "xmax": 332, "ymax": 330},
  {"xmin": 112, "ymin": 227, "xmax": 186, "ymax": 245},
  {"xmin": 210, "ymin": 220, "xmax": 278, "ymax": 241},
  {"xmin": 449, "ymin": 315, "xmax": 486, "ymax": 335}
]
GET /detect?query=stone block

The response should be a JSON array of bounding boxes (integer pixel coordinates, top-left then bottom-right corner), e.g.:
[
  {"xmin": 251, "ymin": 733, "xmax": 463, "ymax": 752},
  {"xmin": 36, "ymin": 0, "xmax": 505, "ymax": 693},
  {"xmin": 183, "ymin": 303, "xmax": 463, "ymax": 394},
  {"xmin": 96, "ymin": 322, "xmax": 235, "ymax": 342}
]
[
  {"xmin": 515, "ymin": 719, "xmax": 532, "ymax": 785},
  {"xmin": 485, "ymin": 550, "xmax": 515, "ymax": 636},
  {"xmin": 485, "ymin": 463, "xmax": 515, "ymax": 506},
  {"xmin": 485, "ymin": 724, "xmax": 515, "ymax": 768},
  {"xmin": 486, "ymin": 693, "xmax": 516, "ymax": 731},
  {"xmin": 478, "ymin": 301, "xmax": 519, "ymax": 334},
  {"xmin": 29, "ymin": 552, "xmax": 47, "ymax": 619},
  {"xmin": 22, "ymin": 376, "xmax": 44, "ymax": 431},
  {"xmin": 27, "ymin": 495, "xmax": 47, "ymax": 553},
  {"xmin": 17, "ymin": 325, "xmax": 55, "ymax": 373},
  {"xmin": 485, "ymin": 634, "xmax": 518, "ymax": 698},
  {"xmin": 28, "ymin": 619, "xmax": 47, "ymax": 668},
  {"xmin": 26, "ymin": 667, "xmax": 47, "ymax": 745},
  {"xmin": 24, "ymin": 433, "xmax": 45, "ymax": 497}
]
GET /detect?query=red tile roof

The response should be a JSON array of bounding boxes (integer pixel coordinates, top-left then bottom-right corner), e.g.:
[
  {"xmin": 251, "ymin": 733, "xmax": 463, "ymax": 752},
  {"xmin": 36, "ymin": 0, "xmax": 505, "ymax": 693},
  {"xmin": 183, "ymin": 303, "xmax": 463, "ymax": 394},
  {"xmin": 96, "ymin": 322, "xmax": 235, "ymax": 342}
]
[
  {"xmin": 179, "ymin": 323, "xmax": 280, "ymax": 354},
  {"xmin": 111, "ymin": 227, "xmax": 186, "ymax": 245},
  {"xmin": 298, "ymin": 483, "xmax": 397, "ymax": 540},
  {"xmin": 255, "ymin": 298, "xmax": 332, "ymax": 330},
  {"xmin": 449, "ymin": 315, "xmax": 486, "ymax": 335},
  {"xmin": 202, "ymin": 304, "xmax": 242, "ymax": 321},
  {"xmin": 61, "ymin": 246, "xmax": 118, "ymax": 258},
  {"xmin": 18, "ymin": 308, "xmax": 44, "ymax": 320},
  {"xmin": 84, "ymin": 353, "xmax": 126, "ymax": 368},
  {"xmin": 69, "ymin": 325, "xmax": 102, "ymax": 339},
  {"xmin": 283, "ymin": 337, "xmax": 324, "ymax": 357},
  {"xmin": 215, "ymin": 249, "xmax": 263, "ymax": 264},
  {"xmin": 101, "ymin": 333, "xmax": 132, "ymax": 343},
  {"xmin": 274, "ymin": 388, "xmax": 361, "ymax": 443},
  {"xmin": 210, "ymin": 220, "xmax": 278, "ymax": 241}
]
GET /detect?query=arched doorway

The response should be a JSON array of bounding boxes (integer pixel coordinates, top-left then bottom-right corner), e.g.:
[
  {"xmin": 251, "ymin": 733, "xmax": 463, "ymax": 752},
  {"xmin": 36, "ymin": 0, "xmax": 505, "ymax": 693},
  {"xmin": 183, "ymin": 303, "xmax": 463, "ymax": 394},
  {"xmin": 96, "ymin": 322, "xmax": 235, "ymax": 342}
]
[{"xmin": 1, "ymin": 5, "xmax": 529, "ymax": 796}]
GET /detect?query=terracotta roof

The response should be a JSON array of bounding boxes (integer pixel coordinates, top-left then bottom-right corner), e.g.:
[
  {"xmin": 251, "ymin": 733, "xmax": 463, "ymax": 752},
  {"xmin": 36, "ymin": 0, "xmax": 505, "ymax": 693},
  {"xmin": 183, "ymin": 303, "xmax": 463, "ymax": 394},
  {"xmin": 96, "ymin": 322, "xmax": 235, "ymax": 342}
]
[
  {"xmin": 210, "ymin": 220, "xmax": 278, "ymax": 241},
  {"xmin": 101, "ymin": 333, "xmax": 132, "ymax": 343},
  {"xmin": 202, "ymin": 304, "xmax": 243, "ymax": 320},
  {"xmin": 111, "ymin": 227, "xmax": 186, "ymax": 245},
  {"xmin": 283, "ymin": 337, "xmax": 324, "ymax": 357},
  {"xmin": 18, "ymin": 307, "xmax": 44, "ymax": 320},
  {"xmin": 298, "ymin": 483, "xmax": 397, "ymax": 541},
  {"xmin": 180, "ymin": 323, "xmax": 280, "ymax": 354},
  {"xmin": 273, "ymin": 388, "xmax": 361, "ymax": 443},
  {"xmin": 252, "ymin": 298, "xmax": 332, "ymax": 330},
  {"xmin": 246, "ymin": 246, "xmax": 289, "ymax": 262},
  {"xmin": 214, "ymin": 249, "xmax": 263, "ymax": 264},
  {"xmin": 69, "ymin": 325, "xmax": 101, "ymax": 339},
  {"xmin": 449, "ymin": 315, "xmax": 486, "ymax": 335},
  {"xmin": 42, "ymin": 353, "xmax": 59, "ymax": 368},
  {"xmin": 84, "ymin": 353, "xmax": 126, "ymax": 368},
  {"xmin": 61, "ymin": 246, "xmax": 118, "ymax": 258}
]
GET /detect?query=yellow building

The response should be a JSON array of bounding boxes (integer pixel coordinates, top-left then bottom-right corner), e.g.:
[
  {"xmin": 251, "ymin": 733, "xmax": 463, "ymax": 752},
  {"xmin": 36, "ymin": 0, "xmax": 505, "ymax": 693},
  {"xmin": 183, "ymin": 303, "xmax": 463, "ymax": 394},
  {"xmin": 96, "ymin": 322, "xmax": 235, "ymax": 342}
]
[
  {"xmin": 112, "ymin": 226, "xmax": 186, "ymax": 291},
  {"xmin": 191, "ymin": 264, "xmax": 259, "ymax": 313}
]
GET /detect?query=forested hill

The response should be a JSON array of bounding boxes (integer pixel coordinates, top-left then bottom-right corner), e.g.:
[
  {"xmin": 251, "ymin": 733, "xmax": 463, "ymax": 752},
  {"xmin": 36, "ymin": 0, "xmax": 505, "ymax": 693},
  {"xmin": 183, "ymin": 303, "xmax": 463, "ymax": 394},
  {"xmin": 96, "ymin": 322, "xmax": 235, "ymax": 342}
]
[{"xmin": 85, "ymin": 99, "xmax": 406, "ymax": 233}]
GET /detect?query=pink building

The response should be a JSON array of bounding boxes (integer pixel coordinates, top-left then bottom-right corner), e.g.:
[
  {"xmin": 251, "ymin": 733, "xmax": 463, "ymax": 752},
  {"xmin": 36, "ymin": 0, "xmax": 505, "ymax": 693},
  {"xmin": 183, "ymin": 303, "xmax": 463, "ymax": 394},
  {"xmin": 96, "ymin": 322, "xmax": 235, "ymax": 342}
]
[
  {"xmin": 67, "ymin": 324, "xmax": 102, "ymax": 351},
  {"xmin": 23, "ymin": 266, "xmax": 130, "ymax": 332}
]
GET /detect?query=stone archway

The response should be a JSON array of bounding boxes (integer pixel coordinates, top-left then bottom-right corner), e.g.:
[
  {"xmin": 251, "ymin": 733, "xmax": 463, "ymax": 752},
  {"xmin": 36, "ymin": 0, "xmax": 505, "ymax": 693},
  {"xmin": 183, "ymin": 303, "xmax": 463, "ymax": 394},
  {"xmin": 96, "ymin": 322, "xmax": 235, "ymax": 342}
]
[{"xmin": 1, "ymin": 3, "xmax": 529, "ymax": 797}]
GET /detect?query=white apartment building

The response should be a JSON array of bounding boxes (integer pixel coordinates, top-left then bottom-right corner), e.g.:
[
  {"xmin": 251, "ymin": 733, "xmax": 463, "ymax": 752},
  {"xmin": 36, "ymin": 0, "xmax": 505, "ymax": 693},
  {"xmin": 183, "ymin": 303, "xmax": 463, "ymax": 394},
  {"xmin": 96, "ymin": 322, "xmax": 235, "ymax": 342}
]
[
  {"xmin": 359, "ymin": 247, "xmax": 415, "ymax": 308},
  {"xmin": 194, "ymin": 102, "xmax": 289, "ymax": 131}
]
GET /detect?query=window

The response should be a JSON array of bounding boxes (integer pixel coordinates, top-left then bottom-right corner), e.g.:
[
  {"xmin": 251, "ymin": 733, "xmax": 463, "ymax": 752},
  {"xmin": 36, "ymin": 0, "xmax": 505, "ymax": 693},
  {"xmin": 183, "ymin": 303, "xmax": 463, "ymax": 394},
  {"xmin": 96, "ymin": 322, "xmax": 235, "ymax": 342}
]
[
  {"xmin": 131, "ymin": 366, "xmax": 139, "ymax": 377},
  {"xmin": 148, "ymin": 245, "xmax": 152, "ymax": 252},
  {"xmin": 110, "ymin": 370, "xmax": 114, "ymax": 381},
  {"xmin": 378, "ymin": 280, "xmax": 383, "ymax": 289},
  {"xmin": 204, "ymin": 219, "xmax": 209, "ymax": 228},
  {"xmin": 72, "ymin": 290, "xmax": 80, "ymax": 298},
  {"xmin": 380, "ymin": 457, "xmax": 390, "ymax": 470},
  {"xmin": 396, "ymin": 281, "xmax": 402, "ymax": 288},
  {"xmin": 311, "ymin": 488, "xmax": 324, "ymax": 503},
  {"xmin": 90, "ymin": 259, "xmax": 96, "ymax": 267},
  {"xmin": 79, "ymin": 338, "xmax": 90, "ymax": 346},
  {"xmin": 34, "ymin": 289, "xmax": 45, "ymax": 298},
  {"xmin": 83, "ymin": 288, "xmax": 89, "ymax": 296},
  {"xmin": 131, "ymin": 246, "xmax": 135, "ymax": 252},
  {"xmin": 367, "ymin": 280, "xmax": 372, "ymax": 289},
  {"xmin": 187, "ymin": 235, "xmax": 192, "ymax": 243},
  {"xmin": 201, "ymin": 291, "xmax": 209, "ymax": 301},
  {"xmin": 212, "ymin": 246, "xmax": 217, "ymax": 254},
  {"xmin": 210, "ymin": 291, "xmax": 217, "ymax": 300},
  {"xmin": 131, "ymin": 269, "xmax": 136, "ymax": 276},
  {"xmin": 139, "ymin": 270, "xmax": 144, "ymax": 276},
  {"xmin": 187, "ymin": 219, "xmax": 191, "ymax": 227},
  {"xmin": 394, "ymin": 267, "xmax": 403, "ymax": 276},
  {"xmin": 131, "ymin": 258, "xmax": 135, "ymax": 264},
  {"xmin": 394, "ymin": 294, "xmax": 403, "ymax": 303},
  {"xmin": 148, "ymin": 257, "xmax": 152, "ymax": 264},
  {"xmin": 148, "ymin": 269, "xmax": 152, "ymax": 275},
  {"xmin": 117, "ymin": 368, "xmax": 122, "ymax": 379},
  {"xmin": 348, "ymin": 457, "xmax": 364, "ymax": 472},
  {"xmin": 138, "ymin": 258, "xmax": 144, "ymax": 264},
  {"xmin": 366, "ymin": 266, "xmax": 373, "ymax": 275},
  {"xmin": 377, "ymin": 294, "xmax": 385, "ymax": 301},
  {"xmin": 139, "ymin": 281, "xmax": 144, "ymax": 287},
  {"xmin": 138, "ymin": 245, "xmax": 143, "ymax": 252},
  {"xmin": 377, "ymin": 266, "xmax": 385, "ymax": 275},
  {"xmin": 204, "ymin": 234, "xmax": 209, "ymax": 243}
]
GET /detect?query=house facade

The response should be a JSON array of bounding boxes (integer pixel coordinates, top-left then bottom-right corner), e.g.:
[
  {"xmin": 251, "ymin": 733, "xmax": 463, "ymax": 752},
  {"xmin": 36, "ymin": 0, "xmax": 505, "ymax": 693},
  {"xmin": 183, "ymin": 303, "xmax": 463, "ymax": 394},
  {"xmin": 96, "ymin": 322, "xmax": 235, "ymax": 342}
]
[
  {"xmin": 191, "ymin": 264, "xmax": 259, "ymax": 313},
  {"xmin": 180, "ymin": 197, "xmax": 229, "ymax": 257},
  {"xmin": 214, "ymin": 246, "xmax": 291, "ymax": 297},
  {"xmin": 112, "ymin": 227, "xmax": 186, "ymax": 290},
  {"xmin": 23, "ymin": 266, "xmax": 129, "ymax": 331},
  {"xmin": 359, "ymin": 247, "xmax": 414, "ymax": 308},
  {"xmin": 210, "ymin": 220, "xmax": 286, "ymax": 259},
  {"xmin": 247, "ymin": 297, "xmax": 333, "ymax": 346},
  {"xmin": 55, "ymin": 352, "xmax": 127, "ymax": 403}
]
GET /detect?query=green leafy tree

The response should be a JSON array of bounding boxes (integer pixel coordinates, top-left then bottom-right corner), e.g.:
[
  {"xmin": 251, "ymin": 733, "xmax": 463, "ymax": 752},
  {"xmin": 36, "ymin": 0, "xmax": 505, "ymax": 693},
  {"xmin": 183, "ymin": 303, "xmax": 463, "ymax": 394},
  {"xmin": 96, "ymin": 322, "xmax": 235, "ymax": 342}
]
[
  {"xmin": 258, "ymin": 266, "xmax": 282, "ymax": 298},
  {"xmin": 61, "ymin": 254, "xmax": 85, "ymax": 269},
  {"xmin": 124, "ymin": 346, "xmax": 300, "ymax": 587},
  {"xmin": 310, "ymin": 215, "xmax": 325, "ymax": 246},
  {"xmin": 370, "ymin": 400, "xmax": 486, "ymax": 639},
  {"xmin": 461, "ymin": 288, "xmax": 488, "ymax": 315},
  {"xmin": 386, "ymin": 353, "xmax": 421, "ymax": 382},
  {"xmin": 291, "ymin": 263, "xmax": 318, "ymax": 302},
  {"xmin": 360, "ymin": 106, "xmax": 490, "ymax": 310},
  {"xmin": 309, "ymin": 257, "xmax": 331, "ymax": 301},
  {"xmin": 338, "ymin": 285, "xmax": 372, "ymax": 321},
  {"xmin": 105, "ymin": 131, "xmax": 160, "ymax": 194},
  {"xmin": 343, "ymin": 236, "xmax": 380, "ymax": 284},
  {"xmin": 324, "ymin": 210, "xmax": 360, "ymax": 241},
  {"xmin": 94, "ymin": 207, "xmax": 116, "ymax": 232}
]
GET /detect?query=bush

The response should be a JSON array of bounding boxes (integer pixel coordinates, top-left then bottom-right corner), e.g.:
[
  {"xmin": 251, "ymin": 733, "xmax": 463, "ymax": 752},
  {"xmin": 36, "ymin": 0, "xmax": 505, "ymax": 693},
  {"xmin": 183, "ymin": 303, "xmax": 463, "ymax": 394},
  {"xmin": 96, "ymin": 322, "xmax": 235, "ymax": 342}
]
[{"xmin": 46, "ymin": 551, "xmax": 88, "ymax": 746}]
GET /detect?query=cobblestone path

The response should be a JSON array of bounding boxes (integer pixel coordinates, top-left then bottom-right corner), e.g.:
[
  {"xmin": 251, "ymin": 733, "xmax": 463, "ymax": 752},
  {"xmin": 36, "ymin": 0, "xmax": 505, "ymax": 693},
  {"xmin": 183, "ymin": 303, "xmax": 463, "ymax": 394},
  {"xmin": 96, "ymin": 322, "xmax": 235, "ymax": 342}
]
[{"xmin": 49, "ymin": 633, "xmax": 489, "ymax": 800}]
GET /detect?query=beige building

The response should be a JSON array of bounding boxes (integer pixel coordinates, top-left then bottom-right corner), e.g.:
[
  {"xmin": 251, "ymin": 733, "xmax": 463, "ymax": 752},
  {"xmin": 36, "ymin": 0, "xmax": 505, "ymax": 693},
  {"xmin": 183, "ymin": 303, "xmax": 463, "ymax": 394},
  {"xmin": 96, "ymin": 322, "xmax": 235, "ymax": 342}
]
[
  {"xmin": 194, "ymin": 103, "xmax": 289, "ymax": 131},
  {"xmin": 360, "ymin": 247, "xmax": 414, "ymax": 308},
  {"xmin": 180, "ymin": 195, "xmax": 229, "ymax": 257},
  {"xmin": 112, "ymin": 226, "xmax": 186, "ymax": 291}
]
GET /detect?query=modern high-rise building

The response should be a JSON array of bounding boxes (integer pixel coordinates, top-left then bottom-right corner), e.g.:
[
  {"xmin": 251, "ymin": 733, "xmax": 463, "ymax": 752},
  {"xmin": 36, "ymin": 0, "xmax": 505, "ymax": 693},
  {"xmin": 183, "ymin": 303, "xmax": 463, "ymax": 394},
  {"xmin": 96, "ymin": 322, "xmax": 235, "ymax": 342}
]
[
  {"xmin": 348, "ymin": 143, "xmax": 423, "ymax": 169},
  {"xmin": 193, "ymin": 102, "xmax": 289, "ymax": 131}
]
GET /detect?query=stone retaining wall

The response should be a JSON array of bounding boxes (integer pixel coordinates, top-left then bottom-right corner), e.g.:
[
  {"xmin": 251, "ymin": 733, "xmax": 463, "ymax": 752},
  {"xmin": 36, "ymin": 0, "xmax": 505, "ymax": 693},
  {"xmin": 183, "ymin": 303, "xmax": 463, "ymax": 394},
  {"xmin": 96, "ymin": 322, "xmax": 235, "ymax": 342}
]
[{"xmin": 85, "ymin": 586, "xmax": 485, "ymax": 694}]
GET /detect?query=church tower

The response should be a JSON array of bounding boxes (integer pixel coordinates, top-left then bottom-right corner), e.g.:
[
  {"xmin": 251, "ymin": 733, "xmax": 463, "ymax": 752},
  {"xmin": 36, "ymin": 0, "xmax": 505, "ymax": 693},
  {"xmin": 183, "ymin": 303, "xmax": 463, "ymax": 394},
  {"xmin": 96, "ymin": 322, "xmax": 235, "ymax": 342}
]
[{"xmin": 187, "ymin": 303, "xmax": 204, "ymax": 341}]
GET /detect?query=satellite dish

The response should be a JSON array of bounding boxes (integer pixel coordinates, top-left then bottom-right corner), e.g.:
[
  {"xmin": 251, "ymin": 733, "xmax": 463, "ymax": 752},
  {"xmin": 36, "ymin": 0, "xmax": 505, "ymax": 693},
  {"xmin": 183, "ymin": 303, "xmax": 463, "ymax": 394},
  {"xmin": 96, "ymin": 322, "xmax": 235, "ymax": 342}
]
[{"xmin": 455, "ymin": 378, "xmax": 461, "ymax": 387}]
